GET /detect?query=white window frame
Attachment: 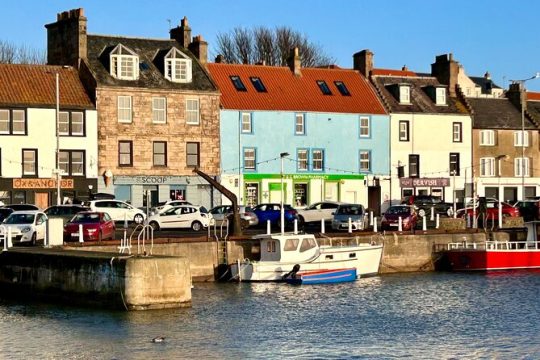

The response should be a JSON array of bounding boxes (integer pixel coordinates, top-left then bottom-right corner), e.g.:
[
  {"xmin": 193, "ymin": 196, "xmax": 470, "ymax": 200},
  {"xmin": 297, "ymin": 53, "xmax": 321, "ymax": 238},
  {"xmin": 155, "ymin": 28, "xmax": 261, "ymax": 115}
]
[
  {"xmin": 295, "ymin": 113, "xmax": 305, "ymax": 135},
  {"xmin": 514, "ymin": 131, "xmax": 529, "ymax": 147},
  {"xmin": 164, "ymin": 48, "xmax": 192, "ymax": 83},
  {"xmin": 71, "ymin": 112, "xmax": 84, "ymax": 135},
  {"xmin": 359, "ymin": 151, "xmax": 370, "ymax": 172},
  {"xmin": 399, "ymin": 85, "xmax": 411, "ymax": 104},
  {"xmin": 312, "ymin": 150, "xmax": 324, "ymax": 171},
  {"xmin": 359, "ymin": 116, "xmax": 370, "ymax": 137},
  {"xmin": 480, "ymin": 157, "xmax": 495, "ymax": 177},
  {"xmin": 244, "ymin": 148, "xmax": 256, "ymax": 170},
  {"xmin": 399, "ymin": 120, "xmax": 409, "ymax": 141},
  {"xmin": 23, "ymin": 149, "xmax": 37, "ymax": 176},
  {"xmin": 241, "ymin": 112, "xmax": 252, "ymax": 133},
  {"xmin": 152, "ymin": 97, "xmax": 167, "ymax": 124},
  {"xmin": 515, "ymin": 157, "xmax": 530, "ymax": 177},
  {"xmin": 435, "ymin": 88, "xmax": 446, "ymax": 105},
  {"xmin": 186, "ymin": 99, "xmax": 200, "ymax": 125},
  {"xmin": 118, "ymin": 96, "xmax": 132, "ymax": 123},
  {"xmin": 59, "ymin": 111, "xmax": 70, "ymax": 135},
  {"xmin": 297, "ymin": 149, "xmax": 308, "ymax": 171},
  {"xmin": 71, "ymin": 151, "xmax": 84, "ymax": 176},
  {"xmin": 479, "ymin": 130, "xmax": 495, "ymax": 146},
  {"xmin": 59, "ymin": 151, "xmax": 69, "ymax": 175},
  {"xmin": 110, "ymin": 44, "xmax": 139, "ymax": 80},
  {"xmin": 453, "ymin": 122, "xmax": 462, "ymax": 142}
]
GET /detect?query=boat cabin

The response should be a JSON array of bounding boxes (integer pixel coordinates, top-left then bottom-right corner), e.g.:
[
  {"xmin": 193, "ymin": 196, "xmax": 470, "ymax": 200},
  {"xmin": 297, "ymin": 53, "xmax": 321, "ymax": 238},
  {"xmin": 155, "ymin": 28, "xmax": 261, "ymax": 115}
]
[{"xmin": 254, "ymin": 233, "xmax": 319, "ymax": 262}]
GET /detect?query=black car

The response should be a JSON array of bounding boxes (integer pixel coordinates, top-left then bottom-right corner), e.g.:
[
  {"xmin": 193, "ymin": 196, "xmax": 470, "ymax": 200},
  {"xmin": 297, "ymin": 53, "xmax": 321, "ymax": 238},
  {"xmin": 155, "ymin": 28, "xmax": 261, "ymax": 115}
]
[
  {"xmin": 401, "ymin": 195, "xmax": 454, "ymax": 217},
  {"xmin": 0, "ymin": 207, "xmax": 14, "ymax": 222},
  {"xmin": 513, "ymin": 200, "xmax": 539, "ymax": 222},
  {"xmin": 2, "ymin": 204, "xmax": 40, "ymax": 211},
  {"xmin": 44, "ymin": 204, "xmax": 90, "ymax": 225}
]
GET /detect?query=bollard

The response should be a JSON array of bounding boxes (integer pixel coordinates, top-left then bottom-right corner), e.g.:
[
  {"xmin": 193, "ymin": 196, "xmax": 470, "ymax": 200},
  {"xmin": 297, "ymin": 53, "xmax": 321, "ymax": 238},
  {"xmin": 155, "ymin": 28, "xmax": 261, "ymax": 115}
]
[
  {"xmin": 2, "ymin": 227, "xmax": 7, "ymax": 252},
  {"xmin": 78, "ymin": 224, "xmax": 84, "ymax": 243},
  {"xmin": 430, "ymin": 207, "xmax": 435, "ymax": 221},
  {"xmin": 370, "ymin": 211, "xmax": 373, "ymax": 226},
  {"xmin": 436, "ymin": 214, "xmax": 440, "ymax": 229},
  {"xmin": 44, "ymin": 219, "xmax": 48, "ymax": 247},
  {"xmin": 373, "ymin": 217, "xmax": 378, "ymax": 233},
  {"xmin": 267, "ymin": 220, "xmax": 271, "ymax": 234},
  {"xmin": 398, "ymin": 216, "xmax": 403, "ymax": 232},
  {"xmin": 422, "ymin": 216, "xmax": 427, "ymax": 231},
  {"xmin": 321, "ymin": 219, "xmax": 325, "ymax": 234},
  {"xmin": 7, "ymin": 227, "xmax": 12, "ymax": 248},
  {"xmin": 466, "ymin": 214, "xmax": 471, "ymax": 228},
  {"xmin": 294, "ymin": 219, "xmax": 298, "ymax": 234},
  {"xmin": 348, "ymin": 217, "xmax": 352, "ymax": 233}
]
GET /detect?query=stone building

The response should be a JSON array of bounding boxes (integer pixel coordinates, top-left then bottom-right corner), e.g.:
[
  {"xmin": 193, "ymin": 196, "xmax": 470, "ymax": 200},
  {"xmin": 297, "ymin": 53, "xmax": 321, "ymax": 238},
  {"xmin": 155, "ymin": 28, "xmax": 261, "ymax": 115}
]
[{"xmin": 45, "ymin": 8, "xmax": 220, "ymax": 208}]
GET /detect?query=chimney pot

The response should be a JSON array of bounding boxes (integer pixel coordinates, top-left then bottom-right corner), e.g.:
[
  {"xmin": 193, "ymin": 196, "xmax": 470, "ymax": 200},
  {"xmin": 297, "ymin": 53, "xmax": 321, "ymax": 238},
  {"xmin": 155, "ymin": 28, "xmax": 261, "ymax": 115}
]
[{"xmin": 287, "ymin": 47, "xmax": 302, "ymax": 76}]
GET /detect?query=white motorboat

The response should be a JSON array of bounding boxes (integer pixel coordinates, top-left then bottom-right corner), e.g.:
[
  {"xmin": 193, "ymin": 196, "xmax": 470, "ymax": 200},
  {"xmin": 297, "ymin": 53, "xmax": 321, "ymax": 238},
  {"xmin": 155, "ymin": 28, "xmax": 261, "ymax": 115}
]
[{"xmin": 230, "ymin": 233, "xmax": 383, "ymax": 281}]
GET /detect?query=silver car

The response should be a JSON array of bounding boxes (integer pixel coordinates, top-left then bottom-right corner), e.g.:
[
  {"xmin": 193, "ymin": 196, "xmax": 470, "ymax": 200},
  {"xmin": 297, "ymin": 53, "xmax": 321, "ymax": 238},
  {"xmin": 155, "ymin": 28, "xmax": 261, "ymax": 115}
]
[
  {"xmin": 209, "ymin": 205, "xmax": 259, "ymax": 228},
  {"xmin": 297, "ymin": 201, "xmax": 344, "ymax": 224},
  {"xmin": 331, "ymin": 204, "xmax": 368, "ymax": 231}
]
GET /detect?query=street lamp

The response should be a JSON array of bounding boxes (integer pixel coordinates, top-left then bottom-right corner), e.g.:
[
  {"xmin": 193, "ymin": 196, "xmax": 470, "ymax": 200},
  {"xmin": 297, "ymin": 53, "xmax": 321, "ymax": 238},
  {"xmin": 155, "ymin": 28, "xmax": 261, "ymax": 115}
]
[
  {"xmin": 55, "ymin": 72, "xmax": 61, "ymax": 205},
  {"xmin": 510, "ymin": 72, "xmax": 540, "ymax": 200},
  {"xmin": 495, "ymin": 154, "xmax": 508, "ymax": 228},
  {"xmin": 280, "ymin": 152, "xmax": 289, "ymax": 235}
]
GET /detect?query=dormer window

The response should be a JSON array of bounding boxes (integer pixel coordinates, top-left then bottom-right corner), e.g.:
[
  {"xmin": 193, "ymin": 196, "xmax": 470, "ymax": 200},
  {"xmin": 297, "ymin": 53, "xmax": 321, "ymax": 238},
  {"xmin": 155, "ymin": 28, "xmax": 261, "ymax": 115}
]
[
  {"xmin": 164, "ymin": 48, "xmax": 192, "ymax": 83},
  {"xmin": 399, "ymin": 85, "xmax": 410, "ymax": 104},
  {"xmin": 436, "ymin": 87, "xmax": 446, "ymax": 105},
  {"xmin": 110, "ymin": 44, "xmax": 139, "ymax": 80}
]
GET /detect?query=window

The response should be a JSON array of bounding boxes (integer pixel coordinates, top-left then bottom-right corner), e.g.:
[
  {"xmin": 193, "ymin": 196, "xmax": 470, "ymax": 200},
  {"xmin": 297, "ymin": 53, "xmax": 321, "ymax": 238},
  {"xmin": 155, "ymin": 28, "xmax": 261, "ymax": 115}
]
[
  {"xmin": 0, "ymin": 109, "xmax": 26, "ymax": 135},
  {"xmin": 152, "ymin": 97, "xmax": 167, "ymax": 124},
  {"xmin": 515, "ymin": 157, "xmax": 530, "ymax": 177},
  {"xmin": 514, "ymin": 131, "xmax": 529, "ymax": 147},
  {"xmin": 359, "ymin": 117, "xmax": 370, "ymax": 137},
  {"xmin": 244, "ymin": 148, "xmax": 256, "ymax": 170},
  {"xmin": 453, "ymin": 122, "xmax": 462, "ymax": 142},
  {"xmin": 316, "ymin": 80, "xmax": 332, "ymax": 95},
  {"xmin": 153, "ymin": 142, "xmax": 167, "ymax": 166},
  {"xmin": 241, "ymin": 113, "xmax": 252, "ymax": 133},
  {"xmin": 480, "ymin": 130, "xmax": 495, "ymax": 146},
  {"xmin": 186, "ymin": 99, "xmax": 200, "ymax": 125},
  {"xmin": 118, "ymin": 141, "xmax": 133, "ymax": 167},
  {"xmin": 334, "ymin": 81, "xmax": 350, "ymax": 96},
  {"xmin": 399, "ymin": 85, "xmax": 411, "ymax": 104},
  {"xmin": 399, "ymin": 120, "xmax": 409, "ymax": 141},
  {"xmin": 22, "ymin": 149, "xmax": 37, "ymax": 176},
  {"xmin": 312, "ymin": 150, "xmax": 324, "ymax": 171},
  {"xmin": 110, "ymin": 44, "xmax": 139, "ymax": 80},
  {"xmin": 250, "ymin": 77, "xmax": 267, "ymax": 92},
  {"xmin": 436, "ymin": 88, "xmax": 446, "ymax": 105},
  {"xmin": 449, "ymin": 153, "xmax": 460, "ymax": 176},
  {"xmin": 0, "ymin": 148, "xmax": 2, "ymax": 176},
  {"xmin": 409, "ymin": 154, "xmax": 419, "ymax": 178},
  {"xmin": 295, "ymin": 114, "xmax": 305, "ymax": 135},
  {"xmin": 118, "ymin": 96, "xmax": 132, "ymax": 123},
  {"xmin": 186, "ymin": 142, "xmax": 200, "ymax": 167},
  {"xmin": 230, "ymin": 76, "xmax": 247, "ymax": 91},
  {"xmin": 359, "ymin": 151, "xmax": 371, "ymax": 172},
  {"xmin": 59, "ymin": 111, "xmax": 84, "ymax": 136},
  {"xmin": 297, "ymin": 149, "xmax": 308, "ymax": 171},
  {"xmin": 164, "ymin": 48, "xmax": 192, "ymax": 83},
  {"xmin": 480, "ymin": 157, "xmax": 495, "ymax": 177},
  {"xmin": 59, "ymin": 150, "xmax": 85, "ymax": 176}
]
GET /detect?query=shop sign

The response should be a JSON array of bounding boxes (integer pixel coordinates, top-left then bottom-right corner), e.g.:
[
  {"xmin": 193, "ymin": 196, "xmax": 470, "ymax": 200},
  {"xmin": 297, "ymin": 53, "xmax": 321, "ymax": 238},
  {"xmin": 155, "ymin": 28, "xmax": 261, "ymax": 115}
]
[
  {"xmin": 244, "ymin": 173, "xmax": 365, "ymax": 181},
  {"xmin": 13, "ymin": 178, "xmax": 74, "ymax": 189},
  {"xmin": 114, "ymin": 176, "xmax": 191, "ymax": 185},
  {"xmin": 399, "ymin": 177, "xmax": 450, "ymax": 187}
]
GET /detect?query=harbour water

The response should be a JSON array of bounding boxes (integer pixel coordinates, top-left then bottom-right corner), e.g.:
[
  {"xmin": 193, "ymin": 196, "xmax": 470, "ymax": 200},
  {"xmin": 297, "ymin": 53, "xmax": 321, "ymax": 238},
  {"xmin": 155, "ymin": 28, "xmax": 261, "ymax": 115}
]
[{"xmin": 1, "ymin": 271, "xmax": 539, "ymax": 359}]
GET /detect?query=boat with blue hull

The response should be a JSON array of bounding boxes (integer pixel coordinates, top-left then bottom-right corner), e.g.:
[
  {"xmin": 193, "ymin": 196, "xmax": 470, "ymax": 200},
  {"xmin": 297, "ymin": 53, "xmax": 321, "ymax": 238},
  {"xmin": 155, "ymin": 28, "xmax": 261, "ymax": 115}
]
[{"xmin": 285, "ymin": 268, "xmax": 357, "ymax": 285}]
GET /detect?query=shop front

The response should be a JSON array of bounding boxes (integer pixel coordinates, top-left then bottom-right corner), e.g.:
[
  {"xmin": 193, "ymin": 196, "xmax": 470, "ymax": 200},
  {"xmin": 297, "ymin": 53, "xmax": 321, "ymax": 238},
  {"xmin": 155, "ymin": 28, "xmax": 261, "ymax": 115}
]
[{"xmin": 399, "ymin": 177, "xmax": 450, "ymax": 201}]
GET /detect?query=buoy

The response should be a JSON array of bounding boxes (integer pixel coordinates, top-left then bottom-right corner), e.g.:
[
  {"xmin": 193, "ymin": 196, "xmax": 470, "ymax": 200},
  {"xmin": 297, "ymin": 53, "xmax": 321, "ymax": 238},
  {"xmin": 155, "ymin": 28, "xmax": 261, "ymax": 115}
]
[{"xmin": 152, "ymin": 336, "xmax": 165, "ymax": 343}]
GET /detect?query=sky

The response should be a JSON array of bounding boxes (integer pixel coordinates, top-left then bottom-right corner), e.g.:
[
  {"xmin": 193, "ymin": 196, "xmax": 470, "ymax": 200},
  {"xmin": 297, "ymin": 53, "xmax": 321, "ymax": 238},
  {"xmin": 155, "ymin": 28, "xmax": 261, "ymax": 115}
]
[{"xmin": 2, "ymin": 0, "xmax": 540, "ymax": 91}]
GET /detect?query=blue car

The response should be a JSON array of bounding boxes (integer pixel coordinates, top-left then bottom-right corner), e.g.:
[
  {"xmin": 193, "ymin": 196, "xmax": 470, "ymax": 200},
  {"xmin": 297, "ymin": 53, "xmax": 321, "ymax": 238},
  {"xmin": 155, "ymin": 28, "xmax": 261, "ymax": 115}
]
[{"xmin": 252, "ymin": 203, "xmax": 298, "ymax": 227}]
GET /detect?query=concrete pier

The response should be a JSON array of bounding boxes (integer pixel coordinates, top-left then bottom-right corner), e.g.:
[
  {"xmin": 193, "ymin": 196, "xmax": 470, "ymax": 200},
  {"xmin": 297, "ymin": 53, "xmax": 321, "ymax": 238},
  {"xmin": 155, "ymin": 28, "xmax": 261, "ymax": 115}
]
[{"xmin": 0, "ymin": 248, "xmax": 191, "ymax": 310}]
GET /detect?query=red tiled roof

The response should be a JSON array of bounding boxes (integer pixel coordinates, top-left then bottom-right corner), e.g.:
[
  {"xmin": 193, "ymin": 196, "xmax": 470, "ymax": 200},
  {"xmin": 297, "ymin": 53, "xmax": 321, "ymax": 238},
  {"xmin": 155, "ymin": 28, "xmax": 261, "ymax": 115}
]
[
  {"xmin": 0, "ymin": 64, "xmax": 94, "ymax": 108},
  {"xmin": 527, "ymin": 92, "xmax": 540, "ymax": 101},
  {"xmin": 372, "ymin": 68, "xmax": 417, "ymax": 77},
  {"xmin": 207, "ymin": 63, "xmax": 386, "ymax": 114}
]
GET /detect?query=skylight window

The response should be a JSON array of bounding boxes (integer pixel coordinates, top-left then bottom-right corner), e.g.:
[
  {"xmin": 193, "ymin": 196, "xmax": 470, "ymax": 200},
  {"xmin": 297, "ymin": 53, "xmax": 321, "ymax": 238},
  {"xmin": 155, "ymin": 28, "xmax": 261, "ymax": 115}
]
[
  {"xmin": 230, "ymin": 76, "xmax": 247, "ymax": 91},
  {"xmin": 317, "ymin": 80, "xmax": 332, "ymax": 95},
  {"xmin": 250, "ymin": 77, "xmax": 267, "ymax": 92},
  {"xmin": 334, "ymin": 81, "xmax": 350, "ymax": 96}
]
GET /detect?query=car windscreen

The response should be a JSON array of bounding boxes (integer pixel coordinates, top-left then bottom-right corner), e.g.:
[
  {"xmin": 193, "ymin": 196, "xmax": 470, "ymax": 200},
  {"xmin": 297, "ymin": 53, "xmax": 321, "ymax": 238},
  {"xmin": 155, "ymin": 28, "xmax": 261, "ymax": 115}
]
[
  {"xmin": 71, "ymin": 213, "xmax": 100, "ymax": 223},
  {"xmin": 387, "ymin": 207, "xmax": 411, "ymax": 215},
  {"xmin": 336, "ymin": 205, "xmax": 363, "ymax": 215},
  {"xmin": 199, "ymin": 206, "xmax": 208, "ymax": 214},
  {"xmin": 5, "ymin": 214, "xmax": 35, "ymax": 224}
]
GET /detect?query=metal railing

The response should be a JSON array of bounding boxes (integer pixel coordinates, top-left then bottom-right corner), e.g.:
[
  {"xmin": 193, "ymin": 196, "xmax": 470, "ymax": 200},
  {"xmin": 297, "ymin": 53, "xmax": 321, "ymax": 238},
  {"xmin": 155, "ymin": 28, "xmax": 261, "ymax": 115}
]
[{"xmin": 447, "ymin": 240, "xmax": 539, "ymax": 251}]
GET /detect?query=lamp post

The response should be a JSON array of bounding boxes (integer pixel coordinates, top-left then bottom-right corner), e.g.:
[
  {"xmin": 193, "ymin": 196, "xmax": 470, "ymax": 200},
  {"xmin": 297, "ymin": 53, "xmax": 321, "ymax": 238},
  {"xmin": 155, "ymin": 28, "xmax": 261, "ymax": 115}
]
[
  {"xmin": 496, "ymin": 154, "xmax": 508, "ymax": 228},
  {"xmin": 280, "ymin": 152, "xmax": 289, "ymax": 235},
  {"xmin": 88, "ymin": 184, "xmax": 93, "ymax": 200},
  {"xmin": 510, "ymin": 73, "xmax": 540, "ymax": 200},
  {"xmin": 55, "ymin": 72, "xmax": 61, "ymax": 205}
]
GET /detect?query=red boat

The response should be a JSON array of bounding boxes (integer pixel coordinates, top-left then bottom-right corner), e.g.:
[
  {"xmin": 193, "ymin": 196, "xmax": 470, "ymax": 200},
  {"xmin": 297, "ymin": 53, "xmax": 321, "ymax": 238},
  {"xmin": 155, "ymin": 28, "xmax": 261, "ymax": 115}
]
[{"xmin": 446, "ymin": 240, "xmax": 540, "ymax": 271}]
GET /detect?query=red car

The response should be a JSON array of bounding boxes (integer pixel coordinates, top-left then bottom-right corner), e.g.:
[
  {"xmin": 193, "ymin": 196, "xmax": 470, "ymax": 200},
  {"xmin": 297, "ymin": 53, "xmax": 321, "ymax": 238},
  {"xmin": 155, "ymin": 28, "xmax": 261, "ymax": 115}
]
[
  {"xmin": 381, "ymin": 205, "xmax": 418, "ymax": 231},
  {"xmin": 64, "ymin": 211, "xmax": 116, "ymax": 242},
  {"xmin": 456, "ymin": 198, "xmax": 520, "ymax": 220}
]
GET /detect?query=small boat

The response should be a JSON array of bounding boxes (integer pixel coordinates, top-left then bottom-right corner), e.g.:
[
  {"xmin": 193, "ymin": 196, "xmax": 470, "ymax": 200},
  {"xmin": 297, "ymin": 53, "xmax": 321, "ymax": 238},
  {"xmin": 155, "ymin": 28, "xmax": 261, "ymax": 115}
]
[{"xmin": 284, "ymin": 267, "xmax": 357, "ymax": 285}]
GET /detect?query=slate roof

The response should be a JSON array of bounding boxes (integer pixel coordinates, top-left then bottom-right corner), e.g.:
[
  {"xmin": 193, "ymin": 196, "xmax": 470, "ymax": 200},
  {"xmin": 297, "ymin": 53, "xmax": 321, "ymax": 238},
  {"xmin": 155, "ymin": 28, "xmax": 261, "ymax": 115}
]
[
  {"xmin": 0, "ymin": 64, "xmax": 93, "ymax": 109},
  {"xmin": 371, "ymin": 68, "xmax": 417, "ymax": 77},
  {"xmin": 85, "ymin": 35, "xmax": 217, "ymax": 92},
  {"xmin": 206, "ymin": 63, "xmax": 386, "ymax": 114},
  {"xmin": 370, "ymin": 74, "xmax": 468, "ymax": 115},
  {"xmin": 467, "ymin": 98, "xmax": 536, "ymax": 129},
  {"xmin": 469, "ymin": 76, "xmax": 502, "ymax": 94}
]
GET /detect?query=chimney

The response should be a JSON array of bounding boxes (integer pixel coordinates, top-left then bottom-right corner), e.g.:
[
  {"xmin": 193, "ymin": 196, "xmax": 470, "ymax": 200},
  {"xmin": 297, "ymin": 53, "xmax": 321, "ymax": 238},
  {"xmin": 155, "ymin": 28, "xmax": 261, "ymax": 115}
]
[
  {"xmin": 45, "ymin": 8, "xmax": 87, "ymax": 67},
  {"xmin": 484, "ymin": 71, "xmax": 491, "ymax": 80},
  {"xmin": 287, "ymin": 47, "xmax": 302, "ymax": 76},
  {"xmin": 170, "ymin": 16, "xmax": 191, "ymax": 48},
  {"xmin": 188, "ymin": 35, "xmax": 208, "ymax": 66},
  {"xmin": 353, "ymin": 49, "xmax": 373, "ymax": 78},
  {"xmin": 431, "ymin": 53, "xmax": 459, "ymax": 97},
  {"xmin": 402, "ymin": 65, "xmax": 408, "ymax": 71},
  {"xmin": 507, "ymin": 82, "xmax": 525, "ymax": 110},
  {"xmin": 215, "ymin": 54, "xmax": 224, "ymax": 63}
]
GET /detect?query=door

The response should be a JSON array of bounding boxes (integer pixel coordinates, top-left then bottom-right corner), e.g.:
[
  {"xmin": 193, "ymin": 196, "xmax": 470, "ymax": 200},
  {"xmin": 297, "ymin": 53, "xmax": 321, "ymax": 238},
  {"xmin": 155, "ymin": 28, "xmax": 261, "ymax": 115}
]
[
  {"xmin": 35, "ymin": 192, "xmax": 49, "ymax": 210},
  {"xmin": 368, "ymin": 186, "xmax": 381, "ymax": 216},
  {"xmin": 325, "ymin": 182, "xmax": 339, "ymax": 201}
]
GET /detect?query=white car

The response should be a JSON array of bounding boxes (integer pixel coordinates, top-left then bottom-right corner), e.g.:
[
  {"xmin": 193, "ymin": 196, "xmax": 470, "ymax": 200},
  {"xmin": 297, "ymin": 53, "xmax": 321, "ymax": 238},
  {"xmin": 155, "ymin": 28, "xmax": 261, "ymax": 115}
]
[
  {"xmin": 0, "ymin": 210, "xmax": 47, "ymax": 245},
  {"xmin": 150, "ymin": 200, "xmax": 192, "ymax": 215},
  {"xmin": 86, "ymin": 200, "xmax": 146, "ymax": 224},
  {"xmin": 297, "ymin": 201, "xmax": 345, "ymax": 224},
  {"xmin": 148, "ymin": 205, "xmax": 211, "ymax": 231}
]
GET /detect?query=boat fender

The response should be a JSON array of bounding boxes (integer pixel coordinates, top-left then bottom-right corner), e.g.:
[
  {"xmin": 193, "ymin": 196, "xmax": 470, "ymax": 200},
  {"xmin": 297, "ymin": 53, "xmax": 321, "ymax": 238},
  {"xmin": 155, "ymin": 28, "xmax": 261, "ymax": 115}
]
[{"xmin": 282, "ymin": 264, "xmax": 301, "ymax": 280}]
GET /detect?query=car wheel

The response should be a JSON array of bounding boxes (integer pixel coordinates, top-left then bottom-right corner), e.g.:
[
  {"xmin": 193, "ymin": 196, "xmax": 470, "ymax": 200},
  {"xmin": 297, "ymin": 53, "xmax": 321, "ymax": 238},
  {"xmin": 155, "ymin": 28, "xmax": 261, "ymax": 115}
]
[
  {"xmin": 191, "ymin": 221, "xmax": 203, "ymax": 231},
  {"xmin": 134, "ymin": 214, "xmax": 144, "ymax": 224},
  {"xmin": 31, "ymin": 233, "xmax": 36, "ymax": 246},
  {"xmin": 150, "ymin": 221, "xmax": 160, "ymax": 231}
]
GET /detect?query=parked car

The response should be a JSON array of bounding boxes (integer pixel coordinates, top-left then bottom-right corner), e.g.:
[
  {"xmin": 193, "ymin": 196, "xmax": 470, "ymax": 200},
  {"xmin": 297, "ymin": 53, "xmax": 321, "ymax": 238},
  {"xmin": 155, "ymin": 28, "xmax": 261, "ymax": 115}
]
[
  {"xmin": 0, "ymin": 207, "xmax": 14, "ymax": 223},
  {"xmin": 401, "ymin": 195, "xmax": 454, "ymax": 217},
  {"xmin": 297, "ymin": 201, "xmax": 345, "ymax": 224},
  {"xmin": 44, "ymin": 204, "xmax": 89, "ymax": 226},
  {"xmin": 381, "ymin": 205, "xmax": 418, "ymax": 231},
  {"xmin": 0, "ymin": 210, "xmax": 47, "ymax": 245},
  {"xmin": 150, "ymin": 200, "xmax": 193, "ymax": 215},
  {"xmin": 513, "ymin": 200, "xmax": 539, "ymax": 222},
  {"xmin": 252, "ymin": 203, "xmax": 298, "ymax": 227},
  {"xmin": 85, "ymin": 200, "xmax": 146, "ymax": 224},
  {"xmin": 148, "ymin": 205, "xmax": 211, "ymax": 231},
  {"xmin": 456, "ymin": 198, "xmax": 520, "ymax": 220},
  {"xmin": 209, "ymin": 205, "xmax": 259, "ymax": 228},
  {"xmin": 331, "ymin": 203, "xmax": 368, "ymax": 231},
  {"xmin": 2, "ymin": 204, "xmax": 40, "ymax": 211},
  {"xmin": 63, "ymin": 211, "xmax": 116, "ymax": 242}
]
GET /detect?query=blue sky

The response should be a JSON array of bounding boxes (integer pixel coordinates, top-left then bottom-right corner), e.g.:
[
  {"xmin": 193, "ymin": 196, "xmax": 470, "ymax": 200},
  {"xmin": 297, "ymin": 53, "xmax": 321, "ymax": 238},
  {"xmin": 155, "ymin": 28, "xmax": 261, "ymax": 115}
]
[{"xmin": 2, "ymin": 0, "xmax": 540, "ymax": 91}]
